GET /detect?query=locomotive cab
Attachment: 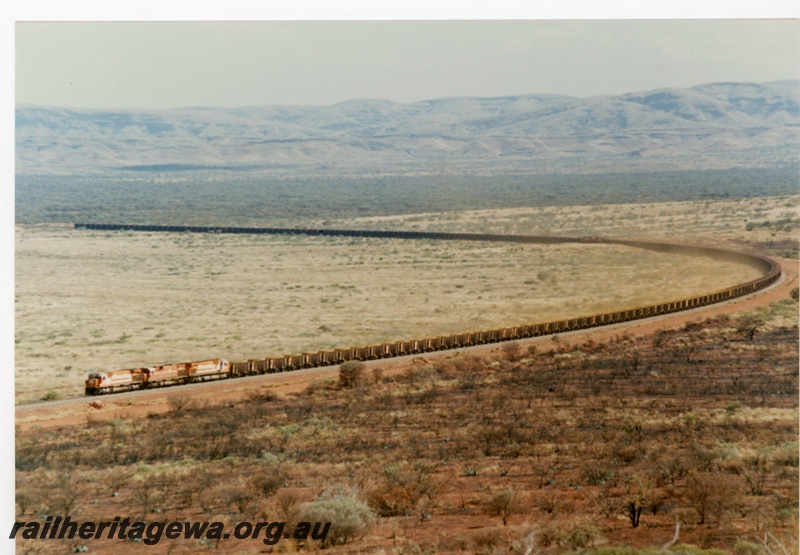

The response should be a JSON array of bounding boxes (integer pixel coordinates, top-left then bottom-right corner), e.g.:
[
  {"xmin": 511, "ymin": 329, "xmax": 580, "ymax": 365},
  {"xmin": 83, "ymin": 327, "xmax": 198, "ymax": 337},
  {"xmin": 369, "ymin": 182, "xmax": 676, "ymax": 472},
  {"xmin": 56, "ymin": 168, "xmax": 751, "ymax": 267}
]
[{"xmin": 85, "ymin": 372, "xmax": 105, "ymax": 395}]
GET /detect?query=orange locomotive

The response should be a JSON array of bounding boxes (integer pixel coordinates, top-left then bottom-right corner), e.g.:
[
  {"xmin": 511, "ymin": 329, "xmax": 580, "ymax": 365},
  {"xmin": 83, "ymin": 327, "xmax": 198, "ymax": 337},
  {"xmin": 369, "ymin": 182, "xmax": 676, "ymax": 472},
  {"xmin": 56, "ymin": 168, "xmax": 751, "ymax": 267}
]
[{"xmin": 84, "ymin": 359, "xmax": 229, "ymax": 395}]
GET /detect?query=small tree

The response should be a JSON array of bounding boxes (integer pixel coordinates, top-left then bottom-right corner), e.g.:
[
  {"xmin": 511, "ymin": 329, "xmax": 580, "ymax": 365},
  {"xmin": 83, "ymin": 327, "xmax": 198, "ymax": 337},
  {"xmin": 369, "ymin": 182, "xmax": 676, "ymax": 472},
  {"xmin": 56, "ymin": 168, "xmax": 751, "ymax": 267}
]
[
  {"xmin": 685, "ymin": 472, "xmax": 740, "ymax": 526},
  {"xmin": 622, "ymin": 475, "xmax": 653, "ymax": 528},
  {"xmin": 487, "ymin": 487, "xmax": 521, "ymax": 526},
  {"xmin": 339, "ymin": 361, "xmax": 366, "ymax": 389},
  {"xmin": 736, "ymin": 316, "xmax": 764, "ymax": 341},
  {"xmin": 221, "ymin": 482, "xmax": 258, "ymax": 516},
  {"xmin": 367, "ymin": 461, "xmax": 440, "ymax": 520}
]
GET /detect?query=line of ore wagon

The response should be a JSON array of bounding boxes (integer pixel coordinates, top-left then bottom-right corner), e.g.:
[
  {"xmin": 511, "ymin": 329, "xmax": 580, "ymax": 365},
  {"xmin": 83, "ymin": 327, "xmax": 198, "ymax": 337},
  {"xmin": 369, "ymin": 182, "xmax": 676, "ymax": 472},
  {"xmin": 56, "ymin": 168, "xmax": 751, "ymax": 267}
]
[{"xmin": 78, "ymin": 223, "xmax": 782, "ymax": 396}]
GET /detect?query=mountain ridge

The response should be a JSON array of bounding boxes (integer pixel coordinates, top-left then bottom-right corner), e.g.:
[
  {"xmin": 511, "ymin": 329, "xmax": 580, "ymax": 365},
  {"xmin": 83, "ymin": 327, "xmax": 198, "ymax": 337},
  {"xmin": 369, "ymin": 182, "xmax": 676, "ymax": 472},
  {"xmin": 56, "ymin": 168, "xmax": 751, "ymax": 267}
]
[{"xmin": 16, "ymin": 81, "xmax": 800, "ymax": 176}]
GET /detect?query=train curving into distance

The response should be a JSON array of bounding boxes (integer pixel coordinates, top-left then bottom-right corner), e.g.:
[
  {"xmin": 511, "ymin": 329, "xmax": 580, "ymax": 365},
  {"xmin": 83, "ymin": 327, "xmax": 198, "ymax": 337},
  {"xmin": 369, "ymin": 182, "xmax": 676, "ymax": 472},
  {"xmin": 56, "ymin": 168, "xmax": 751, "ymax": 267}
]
[{"xmin": 76, "ymin": 223, "xmax": 783, "ymax": 396}]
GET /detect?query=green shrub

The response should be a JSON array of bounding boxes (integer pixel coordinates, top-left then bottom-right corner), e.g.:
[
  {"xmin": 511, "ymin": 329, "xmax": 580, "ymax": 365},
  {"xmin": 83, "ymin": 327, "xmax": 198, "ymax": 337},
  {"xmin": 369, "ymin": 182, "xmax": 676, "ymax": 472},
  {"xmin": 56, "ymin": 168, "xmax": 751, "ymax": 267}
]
[
  {"xmin": 299, "ymin": 489, "xmax": 373, "ymax": 548},
  {"xmin": 41, "ymin": 390, "xmax": 62, "ymax": 401}
]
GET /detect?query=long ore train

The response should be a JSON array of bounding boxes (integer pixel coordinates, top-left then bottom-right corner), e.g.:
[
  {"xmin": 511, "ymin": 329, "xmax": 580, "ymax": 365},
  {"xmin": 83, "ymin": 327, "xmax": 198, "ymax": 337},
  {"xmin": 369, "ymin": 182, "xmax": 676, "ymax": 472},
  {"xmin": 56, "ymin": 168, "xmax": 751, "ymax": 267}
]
[{"xmin": 78, "ymin": 224, "xmax": 782, "ymax": 396}]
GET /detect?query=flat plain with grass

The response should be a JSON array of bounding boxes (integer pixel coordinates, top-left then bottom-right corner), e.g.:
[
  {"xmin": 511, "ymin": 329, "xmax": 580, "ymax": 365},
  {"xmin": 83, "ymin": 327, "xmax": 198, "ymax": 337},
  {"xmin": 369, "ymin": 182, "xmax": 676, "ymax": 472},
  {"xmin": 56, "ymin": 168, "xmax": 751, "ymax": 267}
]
[{"xmin": 17, "ymin": 194, "xmax": 790, "ymax": 403}]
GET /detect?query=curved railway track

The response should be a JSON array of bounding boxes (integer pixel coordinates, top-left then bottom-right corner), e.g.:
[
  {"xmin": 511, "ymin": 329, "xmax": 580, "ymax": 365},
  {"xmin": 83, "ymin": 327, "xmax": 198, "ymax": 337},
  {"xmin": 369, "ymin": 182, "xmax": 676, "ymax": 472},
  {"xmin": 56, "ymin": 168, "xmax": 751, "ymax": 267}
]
[{"xmin": 71, "ymin": 223, "xmax": 783, "ymax": 396}]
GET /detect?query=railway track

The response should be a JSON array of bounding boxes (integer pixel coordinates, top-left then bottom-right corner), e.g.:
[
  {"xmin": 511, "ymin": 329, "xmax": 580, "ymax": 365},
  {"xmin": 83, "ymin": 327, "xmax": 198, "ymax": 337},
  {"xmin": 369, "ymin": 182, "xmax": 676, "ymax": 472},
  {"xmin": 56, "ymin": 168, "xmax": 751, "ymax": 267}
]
[
  {"xmin": 15, "ymin": 269, "xmax": 793, "ymax": 427},
  {"xmin": 67, "ymin": 223, "xmax": 784, "ymax": 396}
]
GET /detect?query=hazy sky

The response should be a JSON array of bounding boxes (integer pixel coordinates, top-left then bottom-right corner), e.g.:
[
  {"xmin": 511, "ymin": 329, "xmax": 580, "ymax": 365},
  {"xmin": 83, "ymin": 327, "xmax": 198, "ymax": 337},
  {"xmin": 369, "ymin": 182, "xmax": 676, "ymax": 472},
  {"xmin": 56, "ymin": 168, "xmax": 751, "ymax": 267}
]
[{"xmin": 15, "ymin": 19, "xmax": 800, "ymax": 110}]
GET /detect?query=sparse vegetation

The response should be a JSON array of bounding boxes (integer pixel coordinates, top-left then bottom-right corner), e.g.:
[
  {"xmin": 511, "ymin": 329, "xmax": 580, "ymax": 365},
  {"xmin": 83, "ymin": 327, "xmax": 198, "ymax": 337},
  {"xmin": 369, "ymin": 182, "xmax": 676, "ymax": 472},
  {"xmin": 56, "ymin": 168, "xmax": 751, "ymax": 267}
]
[
  {"xmin": 14, "ymin": 308, "xmax": 798, "ymax": 553},
  {"xmin": 16, "ymin": 169, "xmax": 799, "ymax": 227},
  {"xmin": 14, "ymin": 187, "xmax": 799, "ymax": 553}
]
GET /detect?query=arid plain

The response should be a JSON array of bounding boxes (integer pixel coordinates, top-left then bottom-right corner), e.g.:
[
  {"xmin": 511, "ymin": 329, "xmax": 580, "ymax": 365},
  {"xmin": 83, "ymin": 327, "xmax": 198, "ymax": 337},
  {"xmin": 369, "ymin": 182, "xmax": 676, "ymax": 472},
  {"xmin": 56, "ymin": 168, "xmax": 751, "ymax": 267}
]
[
  {"xmin": 13, "ymin": 192, "xmax": 800, "ymax": 554},
  {"xmin": 15, "ymin": 195, "xmax": 797, "ymax": 404}
]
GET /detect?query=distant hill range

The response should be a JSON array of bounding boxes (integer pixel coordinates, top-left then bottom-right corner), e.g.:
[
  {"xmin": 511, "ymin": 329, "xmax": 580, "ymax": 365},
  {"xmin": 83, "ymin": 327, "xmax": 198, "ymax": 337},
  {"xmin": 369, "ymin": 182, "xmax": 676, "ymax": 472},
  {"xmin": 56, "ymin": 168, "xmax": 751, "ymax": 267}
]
[{"xmin": 15, "ymin": 81, "xmax": 800, "ymax": 176}]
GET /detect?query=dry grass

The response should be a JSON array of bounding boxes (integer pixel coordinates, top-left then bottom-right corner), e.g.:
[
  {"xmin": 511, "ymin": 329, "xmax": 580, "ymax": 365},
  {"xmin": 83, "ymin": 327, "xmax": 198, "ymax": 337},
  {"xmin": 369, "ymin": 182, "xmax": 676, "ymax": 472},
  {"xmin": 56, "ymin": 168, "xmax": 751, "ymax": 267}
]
[
  {"xmin": 343, "ymin": 194, "xmax": 800, "ymax": 248},
  {"xmin": 15, "ymin": 195, "xmax": 792, "ymax": 403}
]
